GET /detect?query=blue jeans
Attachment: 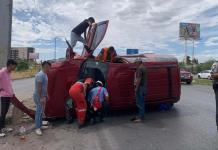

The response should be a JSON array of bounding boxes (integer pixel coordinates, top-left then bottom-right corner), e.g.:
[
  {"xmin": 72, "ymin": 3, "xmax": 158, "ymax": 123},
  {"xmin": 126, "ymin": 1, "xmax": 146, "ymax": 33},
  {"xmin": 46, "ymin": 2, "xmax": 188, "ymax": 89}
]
[
  {"xmin": 33, "ymin": 94, "xmax": 43, "ymax": 129},
  {"xmin": 136, "ymin": 86, "xmax": 146, "ymax": 119}
]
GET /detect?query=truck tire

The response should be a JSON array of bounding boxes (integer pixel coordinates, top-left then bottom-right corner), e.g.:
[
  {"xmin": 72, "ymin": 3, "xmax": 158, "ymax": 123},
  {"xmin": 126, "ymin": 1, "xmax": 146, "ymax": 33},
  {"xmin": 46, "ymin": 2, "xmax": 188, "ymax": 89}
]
[
  {"xmin": 168, "ymin": 103, "xmax": 174, "ymax": 109},
  {"xmin": 187, "ymin": 81, "xmax": 191, "ymax": 84}
]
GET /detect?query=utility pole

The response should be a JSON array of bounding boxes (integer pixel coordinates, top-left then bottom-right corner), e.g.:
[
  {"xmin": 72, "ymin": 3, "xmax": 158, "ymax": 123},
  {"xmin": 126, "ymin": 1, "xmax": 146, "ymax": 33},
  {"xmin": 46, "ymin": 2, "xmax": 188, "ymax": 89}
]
[
  {"xmin": 0, "ymin": 0, "xmax": 13, "ymax": 68},
  {"xmin": 54, "ymin": 37, "xmax": 57, "ymax": 60}
]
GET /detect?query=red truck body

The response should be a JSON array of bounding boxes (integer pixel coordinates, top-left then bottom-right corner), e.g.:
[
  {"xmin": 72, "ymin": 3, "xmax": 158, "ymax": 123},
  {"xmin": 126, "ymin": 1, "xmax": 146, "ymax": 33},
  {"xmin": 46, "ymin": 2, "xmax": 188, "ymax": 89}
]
[
  {"xmin": 45, "ymin": 54, "xmax": 181, "ymax": 118},
  {"xmin": 11, "ymin": 20, "xmax": 181, "ymax": 119}
]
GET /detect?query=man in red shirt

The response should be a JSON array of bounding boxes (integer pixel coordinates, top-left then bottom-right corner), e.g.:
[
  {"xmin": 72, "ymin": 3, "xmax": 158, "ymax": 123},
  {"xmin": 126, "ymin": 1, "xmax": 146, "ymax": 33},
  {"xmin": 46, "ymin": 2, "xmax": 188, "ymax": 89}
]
[{"xmin": 0, "ymin": 59, "xmax": 17, "ymax": 137}]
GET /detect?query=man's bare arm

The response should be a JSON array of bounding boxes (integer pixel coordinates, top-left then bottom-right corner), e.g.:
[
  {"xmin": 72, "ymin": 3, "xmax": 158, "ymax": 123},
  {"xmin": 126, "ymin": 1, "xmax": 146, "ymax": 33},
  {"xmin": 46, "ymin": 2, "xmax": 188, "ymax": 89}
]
[
  {"xmin": 211, "ymin": 73, "xmax": 218, "ymax": 79},
  {"xmin": 105, "ymin": 95, "xmax": 109, "ymax": 103},
  {"xmin": 135, "ymin": 77, "xmax": 142, "ymax": 92}
]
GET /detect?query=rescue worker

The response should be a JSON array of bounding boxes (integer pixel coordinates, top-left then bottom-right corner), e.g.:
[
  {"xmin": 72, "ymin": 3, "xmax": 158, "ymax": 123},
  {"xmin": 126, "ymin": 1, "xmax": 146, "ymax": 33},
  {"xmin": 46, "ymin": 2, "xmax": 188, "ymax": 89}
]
[
  {"xmin": 211, "ymin": 61, "xmax": 218, "ymax": 131},
  {"xmin": 131, "ymin": 58, "xmax": 147, "ymax": 123},
  {"xmin": 69, "ymin": 78, "xmax": 94, "ymax": 128},
  {"xmin": 0, "ymin": 59, "xmax": 17, "ymax": 137},
  {"xmin": 88, "ymin": 81, "xmax": 109, "ymax": 124},
  {"xmin": 96, "ymin": 46, "xmax": 117, "ymax": 62},
  {"xmin": 71, "ymin": 17, "xmax": 95, "ymax": 50}
]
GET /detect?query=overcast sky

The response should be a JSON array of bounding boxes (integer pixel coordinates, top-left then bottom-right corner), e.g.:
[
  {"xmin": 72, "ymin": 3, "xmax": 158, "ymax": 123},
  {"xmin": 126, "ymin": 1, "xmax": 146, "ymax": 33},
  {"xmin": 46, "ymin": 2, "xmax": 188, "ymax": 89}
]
[{"xmin": 12, "ymin": 0, "xmax": 218, "ymax": 62}]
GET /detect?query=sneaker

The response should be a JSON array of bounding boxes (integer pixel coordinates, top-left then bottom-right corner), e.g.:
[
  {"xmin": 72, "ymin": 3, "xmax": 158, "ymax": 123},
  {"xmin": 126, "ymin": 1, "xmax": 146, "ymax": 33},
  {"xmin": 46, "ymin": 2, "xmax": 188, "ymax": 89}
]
[
  {"xmin": 0, "ymin": 133, "xmax": 6, "ymax": 138},
  {"xmin": 41, "ymin": 126, "xmax": 49, "ymax": 130},
  {"xmin": 42, "ymin": 121, "xmax": 49, "ymax": 126},
  {"xmin": 132, "ymin": 118, "xmax": 142, "ymax": 123},
  {"xmin": 35, "ymin": 129, "xmax": 42, "ymax": 136},
  {"xmin": 2, "ymin": 128, "xmax": 13, "ymax": 133},
  {"xmin": 130, "ymin": 116, "xmax": 138, "ymax": 121}
]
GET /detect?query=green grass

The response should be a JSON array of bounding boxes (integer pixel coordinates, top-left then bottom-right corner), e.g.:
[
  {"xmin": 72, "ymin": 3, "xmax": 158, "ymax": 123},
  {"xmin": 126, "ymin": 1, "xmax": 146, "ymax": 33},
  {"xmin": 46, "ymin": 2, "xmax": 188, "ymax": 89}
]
[{"xmin": 193, "ymin": 78, "xmax": 213, "ymax": 86}]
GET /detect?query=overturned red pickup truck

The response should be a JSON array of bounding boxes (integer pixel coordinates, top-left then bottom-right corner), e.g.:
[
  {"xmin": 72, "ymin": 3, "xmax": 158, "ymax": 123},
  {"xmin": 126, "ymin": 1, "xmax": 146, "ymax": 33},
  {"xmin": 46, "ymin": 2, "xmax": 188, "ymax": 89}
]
[{"xmin": 12, "ymin": 20, "xmax": 181, "ymax": 119}]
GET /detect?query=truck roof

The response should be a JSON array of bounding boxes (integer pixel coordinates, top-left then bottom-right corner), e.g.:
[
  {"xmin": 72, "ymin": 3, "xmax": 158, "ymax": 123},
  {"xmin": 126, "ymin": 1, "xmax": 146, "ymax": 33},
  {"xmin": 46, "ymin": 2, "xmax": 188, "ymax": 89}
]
[{"xmin": 121, "ymin": 53, "xmax": 178, "ymax": 63}]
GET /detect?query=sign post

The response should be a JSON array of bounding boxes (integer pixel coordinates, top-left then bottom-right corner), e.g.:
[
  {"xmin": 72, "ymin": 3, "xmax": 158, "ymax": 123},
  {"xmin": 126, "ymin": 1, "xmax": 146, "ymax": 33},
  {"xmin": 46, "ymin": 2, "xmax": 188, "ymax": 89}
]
[{"xmin": 179, "ymin": 23, "xmax": 200, "ymax": 65}]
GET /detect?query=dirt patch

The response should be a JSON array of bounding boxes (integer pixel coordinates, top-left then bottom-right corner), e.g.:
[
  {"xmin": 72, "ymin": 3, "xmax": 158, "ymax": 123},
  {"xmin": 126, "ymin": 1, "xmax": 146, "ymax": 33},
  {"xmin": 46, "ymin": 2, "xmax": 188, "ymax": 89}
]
[{"xmin": 11, "ymin": 69, "xmax": 39, "ymax": 80}]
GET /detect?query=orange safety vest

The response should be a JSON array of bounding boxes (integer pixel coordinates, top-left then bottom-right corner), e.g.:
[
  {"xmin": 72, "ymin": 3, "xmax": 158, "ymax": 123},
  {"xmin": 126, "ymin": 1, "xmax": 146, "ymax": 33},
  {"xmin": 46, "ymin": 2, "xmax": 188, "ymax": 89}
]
[
  {"xmin": 102, "ymin": 48, "xmax": 109, "ymax": 62},
  {"xmin": 96, "ymin": 48, "xmax": 108, "ymax": 62},
  {"xmin": 96, "ymin": 48, "xmax": 116, "ymax": 62}
]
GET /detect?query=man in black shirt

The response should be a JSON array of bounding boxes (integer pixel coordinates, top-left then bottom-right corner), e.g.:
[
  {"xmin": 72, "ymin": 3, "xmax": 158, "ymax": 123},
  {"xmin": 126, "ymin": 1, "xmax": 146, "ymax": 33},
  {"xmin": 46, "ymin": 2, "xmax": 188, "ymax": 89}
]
[{"xmin": 71, "ymin": 17, "xmax": 95, "ymax": 49}]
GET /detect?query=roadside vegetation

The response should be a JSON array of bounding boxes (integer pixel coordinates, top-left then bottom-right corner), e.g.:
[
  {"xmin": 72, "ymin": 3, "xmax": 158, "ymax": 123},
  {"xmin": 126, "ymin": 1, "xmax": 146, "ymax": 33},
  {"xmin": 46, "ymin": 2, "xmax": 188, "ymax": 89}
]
[
  {"xmin": 179, "ymin": 58, "xmax": 215, "ymax": 74},
  {"xmin": 193, "ymin": 78, "xmax": 212, "ymax": 86},
  {"xmin": 11, "ymin": 59, "xmax": 40, "ymax": 80},
  {"xmin": 179, "ymin": 57, "xmax": 215, "ymax": 86}
]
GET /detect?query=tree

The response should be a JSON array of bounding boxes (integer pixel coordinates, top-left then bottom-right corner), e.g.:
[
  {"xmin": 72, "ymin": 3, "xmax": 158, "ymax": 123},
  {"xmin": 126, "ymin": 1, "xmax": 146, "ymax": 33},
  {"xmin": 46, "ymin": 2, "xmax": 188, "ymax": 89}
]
[
  {"xmin": 16, "ymin": 59, "xmax": 29, "ymax": 71},
  {"xmin": 186, "ymin": 56, "xmax": 192, "ymax": 65},
  {"xmin": 192, "ymin": 58, "xmax": 198, "ymax": 65}
]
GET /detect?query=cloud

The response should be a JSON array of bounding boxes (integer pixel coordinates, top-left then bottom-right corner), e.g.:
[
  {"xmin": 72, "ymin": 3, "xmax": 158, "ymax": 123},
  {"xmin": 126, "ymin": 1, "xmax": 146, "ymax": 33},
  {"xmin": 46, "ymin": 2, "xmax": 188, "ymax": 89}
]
[
  {"xmin": 12, "ymin": 0, "xmax": 218, "ymax": 62},
  {"xmin": 205, "ymin": 36, "xmax": 218, "ymax": 46}
]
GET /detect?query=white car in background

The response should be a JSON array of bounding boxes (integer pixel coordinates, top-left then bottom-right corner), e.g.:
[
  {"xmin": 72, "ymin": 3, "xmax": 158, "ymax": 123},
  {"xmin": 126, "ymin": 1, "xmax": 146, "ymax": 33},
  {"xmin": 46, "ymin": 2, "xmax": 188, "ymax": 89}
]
[{"xmin": 197, "ymin": 70, "xmax": 212, "ymax": 79}]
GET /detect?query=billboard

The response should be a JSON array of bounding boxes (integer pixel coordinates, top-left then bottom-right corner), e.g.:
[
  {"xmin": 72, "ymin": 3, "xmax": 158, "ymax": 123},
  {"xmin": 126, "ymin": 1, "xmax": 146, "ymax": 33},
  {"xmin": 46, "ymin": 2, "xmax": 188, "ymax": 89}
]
[
  {"xmin": 0, "ymin": 0, "xmax": 13, "ymax": 68},
  {"xmin": 179, "ymin": 23, "xmax": 200, "ymax": 40},
  {"xmin": 127, "ymin": 49, "xmax": 139, "ymax": 55},
  {"xmin": 29, "ymin": 53, "xmax": 39, "ymax": 59}
]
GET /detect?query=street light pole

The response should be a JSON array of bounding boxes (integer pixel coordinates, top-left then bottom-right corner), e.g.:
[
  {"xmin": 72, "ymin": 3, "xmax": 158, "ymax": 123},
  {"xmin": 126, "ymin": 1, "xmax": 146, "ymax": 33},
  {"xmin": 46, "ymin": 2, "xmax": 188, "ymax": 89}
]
[
  {"xmin": 54, "ymin": 37, "xmax": 56, "ymax": 60},
  {"xmin": 54, "ymin": 36, "xmax": 65, "ymax": 60}
]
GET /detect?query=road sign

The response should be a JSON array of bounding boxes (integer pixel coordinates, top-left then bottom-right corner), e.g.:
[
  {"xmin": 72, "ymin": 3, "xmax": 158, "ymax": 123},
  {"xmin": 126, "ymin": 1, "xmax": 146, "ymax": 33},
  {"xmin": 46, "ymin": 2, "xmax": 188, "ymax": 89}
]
[
  {"xmin": 179, "ymin": 23, "xmax": 200, "ymax": 40},
  {"xmin": 127, "ymin": 49, "xmax": 139, "ymax": 55},
  {"xmin": 29, "ymin": 53, "xmax": 39, "ymax": 59}
]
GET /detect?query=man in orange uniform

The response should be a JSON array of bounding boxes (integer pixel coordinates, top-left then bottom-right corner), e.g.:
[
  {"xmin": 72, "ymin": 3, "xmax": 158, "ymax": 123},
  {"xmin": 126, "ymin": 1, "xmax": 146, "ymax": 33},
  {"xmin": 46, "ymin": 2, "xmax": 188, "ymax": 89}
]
[
  {"xmin": 69, "ymin": 78, "xmax": 93, "ymax": 128},
  {"xmin": 96, "ymin": 46, "xmax": 117, "ymax": 62}
]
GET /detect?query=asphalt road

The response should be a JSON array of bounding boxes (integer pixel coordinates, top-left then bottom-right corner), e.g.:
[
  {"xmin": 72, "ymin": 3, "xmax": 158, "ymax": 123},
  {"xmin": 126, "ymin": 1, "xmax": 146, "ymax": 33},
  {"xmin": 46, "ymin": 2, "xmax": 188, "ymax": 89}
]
[
  {"xmin": 2, "ymin": 79, "xmax": 218, "ymax": 150},
  {"xmin": 13, "ymin": 78, "xmax": 34, "ymax": 101}
]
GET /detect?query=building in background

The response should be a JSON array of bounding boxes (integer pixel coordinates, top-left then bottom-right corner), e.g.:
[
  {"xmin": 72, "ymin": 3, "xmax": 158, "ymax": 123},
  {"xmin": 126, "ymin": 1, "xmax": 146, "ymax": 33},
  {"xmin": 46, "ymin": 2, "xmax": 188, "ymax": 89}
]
[
  {"xmin": 10, "ymin": 47, "xmax": 37, "ymax": 61},
  {"xmin": 0, "ymin": 0, "xmax": 13, "ymax": 68}
]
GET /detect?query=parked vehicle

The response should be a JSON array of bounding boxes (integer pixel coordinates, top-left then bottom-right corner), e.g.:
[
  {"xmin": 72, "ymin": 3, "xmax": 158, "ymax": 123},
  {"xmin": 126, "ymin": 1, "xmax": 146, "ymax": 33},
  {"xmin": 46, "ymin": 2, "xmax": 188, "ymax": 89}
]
[
  {"xmin": 11, "ymin": 20, "xmax": 181, "ymax": 119},
  {"xmin": 180, "ymin": 70, "xmax": 193, "ymax": 84},
  {"xmin": 197, "ymin": 70, "xmax": 212, "ymax": 79}
]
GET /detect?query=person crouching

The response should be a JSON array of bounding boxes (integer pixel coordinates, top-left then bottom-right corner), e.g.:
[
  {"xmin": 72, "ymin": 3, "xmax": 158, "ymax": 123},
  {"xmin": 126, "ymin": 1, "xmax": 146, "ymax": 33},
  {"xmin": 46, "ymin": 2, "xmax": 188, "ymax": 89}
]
[
  {"xmin": 88, "ymin": 81, "xmax": 109, "ymax": 124},
  {"xmin": 69, "ymin": 78, "xmax": 93, "ymax": 129}
]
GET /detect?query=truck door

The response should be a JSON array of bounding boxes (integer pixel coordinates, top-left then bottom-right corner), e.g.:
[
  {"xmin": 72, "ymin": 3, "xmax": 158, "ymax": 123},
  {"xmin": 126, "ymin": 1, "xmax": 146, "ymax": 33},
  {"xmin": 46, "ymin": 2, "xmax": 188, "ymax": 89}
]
[{"xmin": 82, "ymin": 20, "xmax": 109, "ymax": 57}]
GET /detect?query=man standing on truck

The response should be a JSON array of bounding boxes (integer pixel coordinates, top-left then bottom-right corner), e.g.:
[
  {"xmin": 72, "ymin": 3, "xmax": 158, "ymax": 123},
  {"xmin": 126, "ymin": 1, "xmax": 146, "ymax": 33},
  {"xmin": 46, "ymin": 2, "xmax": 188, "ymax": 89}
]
[
  {"xmin": 71, "ymin": 17, "xmax": 95, "ymax": 50},
  {"xmin": 33, "ymin": 61, "xmax": 51, "ymax": 136},
  {"xmin": 0, "ymin": 59, "xmax": 17, "ymax": 137},
  {"xmin": 131, "ymin": 58, "xmax": 147, "ymax": 123},
  {"xmin": 211, "ymin": 61, "xmax": 218, "ymax": 131}
]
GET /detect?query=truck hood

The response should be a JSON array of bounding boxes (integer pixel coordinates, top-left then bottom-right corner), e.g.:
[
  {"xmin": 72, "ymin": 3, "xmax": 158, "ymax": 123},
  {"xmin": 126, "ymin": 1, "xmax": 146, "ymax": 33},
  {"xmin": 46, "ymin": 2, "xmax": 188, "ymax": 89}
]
[{"xmin": 82, "ymin": 20, "xmax": 109, "ymax": 57}]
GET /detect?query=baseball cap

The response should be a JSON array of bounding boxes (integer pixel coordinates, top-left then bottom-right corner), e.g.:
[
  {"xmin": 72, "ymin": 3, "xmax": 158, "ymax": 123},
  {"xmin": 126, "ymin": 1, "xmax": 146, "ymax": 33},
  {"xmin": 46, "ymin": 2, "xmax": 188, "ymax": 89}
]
[{"xmin": 96, "ymin": 80, "xmax": 103, "ymax": 86}]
